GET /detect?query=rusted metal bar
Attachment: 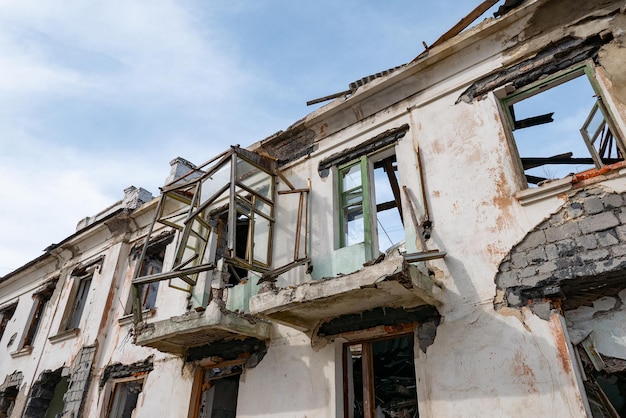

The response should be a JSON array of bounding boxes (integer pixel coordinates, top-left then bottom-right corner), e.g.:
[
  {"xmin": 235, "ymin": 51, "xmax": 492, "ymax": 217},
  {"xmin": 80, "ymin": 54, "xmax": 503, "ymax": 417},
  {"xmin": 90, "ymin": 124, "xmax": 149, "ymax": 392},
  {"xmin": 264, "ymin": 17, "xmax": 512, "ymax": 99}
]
[
  {"xmin": 382, "ymin": 157, "xmax": 403, "ymax": 222},
  {"xmin": 132, "ymin": 195, "xmax": 165, "ymax": 324},
  {"xmin": 277, "ymin": 188, "xmax": 309, "ymax": 194},
  {"xmin": 294, "ymin": 192, "xmax": 304, "ymax": 261},
  {"xmin": 132, "ymin": 263, "xmax": 215, "ymax": 286}
]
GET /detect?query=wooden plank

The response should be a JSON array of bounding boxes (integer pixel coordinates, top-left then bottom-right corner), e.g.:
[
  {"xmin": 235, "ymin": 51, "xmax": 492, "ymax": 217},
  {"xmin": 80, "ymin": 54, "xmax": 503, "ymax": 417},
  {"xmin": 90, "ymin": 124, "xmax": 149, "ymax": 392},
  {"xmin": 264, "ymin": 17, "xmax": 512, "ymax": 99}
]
[{"xmin": 429, "ymin": 0, "xmax": 500, "ymax": 49}]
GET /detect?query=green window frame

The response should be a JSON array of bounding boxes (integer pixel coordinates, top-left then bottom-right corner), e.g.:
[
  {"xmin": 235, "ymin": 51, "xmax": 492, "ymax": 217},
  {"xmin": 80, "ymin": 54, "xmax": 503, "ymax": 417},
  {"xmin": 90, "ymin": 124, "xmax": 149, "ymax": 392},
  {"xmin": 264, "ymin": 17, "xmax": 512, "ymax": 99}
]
[
  {"xmin": 337, "ymin": 148, "xmax": 404, "ymax": 259},
  {"xmin": 501, "ymin": 62, "xmax": 625, "ymax": 186}
]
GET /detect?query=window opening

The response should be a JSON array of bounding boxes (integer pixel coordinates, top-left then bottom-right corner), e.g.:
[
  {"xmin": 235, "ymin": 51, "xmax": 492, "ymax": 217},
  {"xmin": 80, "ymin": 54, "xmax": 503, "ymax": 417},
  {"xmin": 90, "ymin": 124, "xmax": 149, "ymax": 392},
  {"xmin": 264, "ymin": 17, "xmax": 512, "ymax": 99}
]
[
  {"xmin": 21, "ymin": 282, "xmax": 56, "ymax": 349},
  {"xmin": 66, "ymin": 274, "xmax": 92, "ymax": 330},
  {"xmin": 0, "ymin": 386, "xmax": 18, "ymax": 417},
  {"xmin": 193, "ymin": 365, "xmax": 241, "ymax": 418},
  {"xmin": 106, "ymin": 379, "xmax": 144, "ymax": 418},
  {"xmin": 0, "ymin": 303, "xmax": 17, "ymax": 342},
  {"xmin": 339, "ymin": 150, "xmax": 405, "ymax": 255},
  {"xmin": 503, "ymin": 65, "xmax": 624, "ymax": 186},
  {"xmin": 343, "ymin": 334, "xmax": 417, "ymax": 418}
]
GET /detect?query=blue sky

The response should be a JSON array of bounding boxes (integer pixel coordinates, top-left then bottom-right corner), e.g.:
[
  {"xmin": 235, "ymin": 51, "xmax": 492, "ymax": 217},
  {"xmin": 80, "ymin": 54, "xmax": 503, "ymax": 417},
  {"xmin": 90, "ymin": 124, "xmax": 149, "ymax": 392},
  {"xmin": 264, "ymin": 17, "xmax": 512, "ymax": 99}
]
[{"xmin": 0, "ymin": 0, "xmax": 502, "ymax": 273}]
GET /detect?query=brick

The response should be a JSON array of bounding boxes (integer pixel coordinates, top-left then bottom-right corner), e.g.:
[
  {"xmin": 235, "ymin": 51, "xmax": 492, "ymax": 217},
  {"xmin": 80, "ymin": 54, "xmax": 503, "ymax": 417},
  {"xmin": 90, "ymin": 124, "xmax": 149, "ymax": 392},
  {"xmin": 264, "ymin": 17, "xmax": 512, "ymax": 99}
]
[
  {"xmin": 566, "ymin": 202, "xmax": 584, "ymax": 219},
  {"xmin": 576, "ymin": 234, "xmax": 597, "ymax": 250},
  {"xmin": 516, "ymin": 230, "xmax": 546, "ymax": 251},
  {"xmin": 496, "ymin": 270, "xmax": 518, "ymax": 288},
  {"xmin": 604, "ymin": 193, "xmax": 624, "ymax": 209},
  {"xmin": 527, "ymin": 247, "xmax": 547, "ymax": 264},
  {"xmin": 617, "ymin": 208, "xmax": 626, "ymax": 224},
  {"xmin": 616, "ymin": 225, "xmax": 626, "ymax": 242},
  {"xmin": 556, "ymin": 239, "xmax": 577, "ymax": 257},
  {"xmin": 537, "ymin": 261, "xmax": 558, "ymax": 274},
  {"xmin": 596, "ymin": 230, "xmax": 619, "ymax": 247},
  {"xmin": 519, "ymin": 265, "xmax": 538, "ymax": 279},
  {"xmin": 579, "ymin": 249, "xmax": 610, "ymax": 263},
  {"xmin": 583, "ymin": 196, "xmax": 604, "ymax": 215},
  {"xmin": 499, "ymin": 261, "xmax": 511, "ymax": 273},
  {"xmin": 611, "ymin": 244, "xmax": 626, "ymax": 257},
  {"xmin": 545, "ymin": 243, "xmax": 559, "ymax": 260},
  {"xmin": 511, "ymin": 251, "xmax": 529, "ymax": 269},
  {"xmin": 546, "ymin": 222, "xmax": 580, "ymax": 243},
  {"xmin": 579, "ymin": 212, "xmax": 619, "ymax": 234}
]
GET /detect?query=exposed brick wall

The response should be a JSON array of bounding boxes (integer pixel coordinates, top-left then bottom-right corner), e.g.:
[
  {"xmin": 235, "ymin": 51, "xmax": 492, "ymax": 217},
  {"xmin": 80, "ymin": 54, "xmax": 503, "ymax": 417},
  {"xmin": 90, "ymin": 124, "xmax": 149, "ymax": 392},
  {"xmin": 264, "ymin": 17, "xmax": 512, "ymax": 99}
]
[
  {"xmin": 22, "ymin": 369, "xmax": 62, "ymax": 418},
  {"xmin": 496, "ymin": 187, "xmax": 626, "ymax": 310},
  {"xmin": 61, "ymin": 345, "xmax": 96, "ymax": 418}
]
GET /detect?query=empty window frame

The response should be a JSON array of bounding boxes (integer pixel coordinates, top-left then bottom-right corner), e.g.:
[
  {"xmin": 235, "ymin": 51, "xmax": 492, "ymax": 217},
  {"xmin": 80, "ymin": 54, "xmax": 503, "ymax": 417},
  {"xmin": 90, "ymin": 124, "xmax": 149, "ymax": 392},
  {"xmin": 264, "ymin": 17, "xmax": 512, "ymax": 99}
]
[
  {"xmin": 502, "ymin": 64, "xmax": 625, "ymax": 186},
  {"xmin": 20, "ymin": 282, "xmax": 56, "ymax": 349},
  {"xmin": 338, "ymin": 147, "xmax": 404, "ymax": 255},
  {"xmin": 0, "ymin": 303, "xmax": 17, "ymax": 342},
  {"xmin": 190, "ymin": 364, "xmax": 241, "ymax": 418},
  {"xmin": 343, "ymin": 333, "xmax": 418, "ymax": 418},
  {"xmin": 106, "ymin": 378, "xmax": 144, "ymax": 418},
  {"xmin": 127, "ymin": 238, "xmax": 169, "ymax": 315},
  {"xmin": 64, "ymin": 273, "xmax": 93, "ymax": 331}
]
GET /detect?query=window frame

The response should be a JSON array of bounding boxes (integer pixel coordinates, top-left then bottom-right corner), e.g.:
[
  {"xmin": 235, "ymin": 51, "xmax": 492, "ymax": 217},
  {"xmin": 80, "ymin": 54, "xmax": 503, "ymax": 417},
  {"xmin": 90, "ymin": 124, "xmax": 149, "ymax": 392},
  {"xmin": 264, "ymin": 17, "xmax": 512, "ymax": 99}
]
[
  {"xmin": 104, "ymin": 377, "xmax": 145, "ymax": 418},
  {"xmin": 0, "ymin": 302, "xmax": 18, "ymax": 344},
  {"xmin": 341, "ymin": 331, "xmax": 418, "ymax": 418},
  {"xmin": 18, "ymin": 281, "xmax": 57, "ymax": 351},
  {"xmin": 500, "ymin": 62, "xmax": 626, "ymax": 187},
  {"xmin": 337, "ymin": 145, "xmax": 404, "ymax": 259}
]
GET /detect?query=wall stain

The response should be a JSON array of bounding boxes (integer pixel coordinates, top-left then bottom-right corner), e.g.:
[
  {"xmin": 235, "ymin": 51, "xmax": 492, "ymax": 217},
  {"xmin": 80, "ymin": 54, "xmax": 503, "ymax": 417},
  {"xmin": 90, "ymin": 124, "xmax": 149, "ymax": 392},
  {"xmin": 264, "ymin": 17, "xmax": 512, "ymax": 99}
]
[{"xmin": 512, "ymin": 350, "xmax": 538, "ymax": 393}]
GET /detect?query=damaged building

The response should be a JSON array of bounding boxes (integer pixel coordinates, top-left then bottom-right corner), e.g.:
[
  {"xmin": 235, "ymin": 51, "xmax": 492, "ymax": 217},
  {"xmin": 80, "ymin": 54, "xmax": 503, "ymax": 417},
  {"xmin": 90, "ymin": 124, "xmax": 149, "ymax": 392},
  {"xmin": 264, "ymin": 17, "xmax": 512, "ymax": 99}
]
[{"xmin": 2, "ymin": 0, "xmax": 626, "ymax": 416}]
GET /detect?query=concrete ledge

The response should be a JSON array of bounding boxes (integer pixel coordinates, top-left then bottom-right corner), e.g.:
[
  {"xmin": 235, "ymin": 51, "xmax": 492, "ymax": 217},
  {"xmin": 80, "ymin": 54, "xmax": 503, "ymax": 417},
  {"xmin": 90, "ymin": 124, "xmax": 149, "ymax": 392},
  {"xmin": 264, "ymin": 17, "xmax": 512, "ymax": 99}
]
[
  {"xmin": 134, "ymin": 302, "xmax": 271, "ymax": 356},
  {"xmin": 249, "ymin": 252, "xmax": 442, "ymax": 332}
]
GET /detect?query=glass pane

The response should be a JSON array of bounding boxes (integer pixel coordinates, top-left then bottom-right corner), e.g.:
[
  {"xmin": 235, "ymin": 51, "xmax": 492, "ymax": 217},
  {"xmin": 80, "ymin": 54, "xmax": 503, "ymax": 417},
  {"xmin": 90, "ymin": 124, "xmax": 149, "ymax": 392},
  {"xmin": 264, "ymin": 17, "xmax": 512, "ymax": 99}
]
[
  {"xmin": 583, "ymin": 103, "xmax": 605, "ymax": 141},
  {"xmin": 342, "ymin": 164, "xmax": 362, "ymax": 190},
  {"xmin": 254, "ymin": 196, "xmax": 272, "ymax": 217},
  {"xmin": 236, "ymin": 157, "xmax": 273, "ymax": 200},
  {"xmin": 199, "ymin": 160, "xmax": 231, "ymax": 206},
  {"xmin": 344, "ymin": 204, "xmax": 364, "ymax": 246},
  {"xmin": 253, "ymin": 214, "xmax": 271, "ymax": 265}
]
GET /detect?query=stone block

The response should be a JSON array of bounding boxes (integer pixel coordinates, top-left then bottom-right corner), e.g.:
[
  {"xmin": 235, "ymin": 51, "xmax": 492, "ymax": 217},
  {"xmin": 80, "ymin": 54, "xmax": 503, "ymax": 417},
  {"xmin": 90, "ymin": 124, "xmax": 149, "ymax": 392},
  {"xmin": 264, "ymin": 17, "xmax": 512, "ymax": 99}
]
[
  {"xmin": 603, "ymin": 193, "xmax": 624, "ymax": 209},
  {"xmin": 546, "ymin": 222, "xmax": 580, "ymax": 243},
  {"xmin": 556, "ymin": 239, "xmax": 577, "ymax": 257},
  {"xmin": 596, "ymin": 229, "xmax": 619, "ymax": 247},
  {"xmin": 545, "ymin": 243, "xmax": 559, "ymax": 260},
  {"xmin": 576, "ymin": 234, "xmax": 597, "ymax": 250},
  {"xmin": 583, "ymin": 196, "xmax": 604, "ymax": 215},
  {"xmin": 516, "ymin": 230, "xmax": 546, "ymax": 251},
  {"xmin": 519, "ymin": 265, "xmax": 538, "ymax": 279},
  {"xmin": 616, "ymin": 224, "xmax": 626, "ymax": 242},
  {"xmin": 579, "ymin": 212, "xmax": 619, "ymax": 234},
  {"xmin": 578, "ymin": 249, "xmax": 610, "ymax": 264},
  {"xmin": 511, "ymin": 251, "xmax": 529, "ymax": 269},
  {"xmin": 610, "ymin": 244, "xmax": 626, "ymax": 257},
  {"xmin": 496, "ymin": 270, "xmax": 519, "ymax": 288},
  {"xmin": 527, "ymin": 247, "xmax": 547, "ymax": 264}
]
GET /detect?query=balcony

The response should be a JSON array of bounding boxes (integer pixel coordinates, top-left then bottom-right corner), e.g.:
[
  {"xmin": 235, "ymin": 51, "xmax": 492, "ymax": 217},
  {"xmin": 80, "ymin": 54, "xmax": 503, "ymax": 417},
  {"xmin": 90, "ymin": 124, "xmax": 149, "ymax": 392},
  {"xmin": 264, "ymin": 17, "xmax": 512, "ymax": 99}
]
[
  {"xmin": 249, "ymin": 250, "xmax": 442, "ymax": 334},
  {"xmin": 133, "ymin": 302, "xmax": 270, "ymax": 356}
]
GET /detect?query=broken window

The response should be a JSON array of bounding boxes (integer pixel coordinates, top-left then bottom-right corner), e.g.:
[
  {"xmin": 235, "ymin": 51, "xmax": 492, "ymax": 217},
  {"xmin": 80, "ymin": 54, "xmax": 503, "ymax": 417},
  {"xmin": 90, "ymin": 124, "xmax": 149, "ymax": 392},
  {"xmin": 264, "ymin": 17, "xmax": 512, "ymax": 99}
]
[
  {"xmin": 0, "ymin": 303, "xmax": 17, "ymax": 343},
  {"xmin": 20, "ymin": 281, "xmax": 56, "ymax": 350},
  {"xmin": 126, "ymin": 235, "xmax": 172, "ymax": 315},
  {"xmin": 502, "ymin": 64, "xmax": 625, "ymax": 186},
  {"xmin": 343, "ymin": 334, "xmax": 418, "ymax": 418},
  {"xmin": 64, "ymin": 273, "xmax": 92, "ymax": 331},
  {"xmin": 338, "ymin": 147, "xmax": 404, "ymax": 255},
  {"xmin": 106, "ymin": 379, "xmax": 144, "ymax": 418},
  {"xmin": 191, "ymin": 364, "xmax": 241, "ymax": 418}
]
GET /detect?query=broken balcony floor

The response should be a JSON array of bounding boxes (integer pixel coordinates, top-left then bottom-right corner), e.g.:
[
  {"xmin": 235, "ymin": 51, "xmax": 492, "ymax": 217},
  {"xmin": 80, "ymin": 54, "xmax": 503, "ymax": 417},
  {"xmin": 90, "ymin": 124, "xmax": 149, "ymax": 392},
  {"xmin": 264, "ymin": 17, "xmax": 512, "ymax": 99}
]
[
  {"xmin": 134, "ymin": 302, "xmax": 271, "ymax": 356},
  {"xmin": 249, "ymin": 252, "xmax": 442, "ymax": 333}
]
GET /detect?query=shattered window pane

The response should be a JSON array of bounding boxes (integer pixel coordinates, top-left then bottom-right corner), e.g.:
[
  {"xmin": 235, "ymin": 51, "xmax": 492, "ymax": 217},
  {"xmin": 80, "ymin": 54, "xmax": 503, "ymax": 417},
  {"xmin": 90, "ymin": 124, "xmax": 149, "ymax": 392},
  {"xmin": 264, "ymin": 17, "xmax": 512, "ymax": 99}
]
[{"xmin": 236, "ymin": 157, "xmax": 273, "ymax": 200}]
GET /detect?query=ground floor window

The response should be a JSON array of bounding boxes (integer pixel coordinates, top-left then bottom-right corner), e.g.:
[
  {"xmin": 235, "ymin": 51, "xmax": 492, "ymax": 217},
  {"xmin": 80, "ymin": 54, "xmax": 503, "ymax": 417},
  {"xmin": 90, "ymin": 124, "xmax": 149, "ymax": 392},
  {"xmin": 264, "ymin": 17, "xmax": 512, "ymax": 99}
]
[
  {"xmin": 343, "ymin": 333, "xmax": 418, "ymax": 418},
  {"xmin": 106, "ymin": 379, "xmax": 144, "ymax": 418},
  {"xmin": 191, "ymin": 364, "xmax": 241, "ymax": 418}
]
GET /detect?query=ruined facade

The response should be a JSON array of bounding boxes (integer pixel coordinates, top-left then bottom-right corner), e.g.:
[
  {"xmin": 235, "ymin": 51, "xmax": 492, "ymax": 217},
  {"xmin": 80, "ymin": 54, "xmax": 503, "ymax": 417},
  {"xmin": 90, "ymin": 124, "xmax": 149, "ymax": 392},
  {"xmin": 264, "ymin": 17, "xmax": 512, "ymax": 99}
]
[{"xmin": 2, "ymin": 0, "xmax": 626, "ymax": 416}]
